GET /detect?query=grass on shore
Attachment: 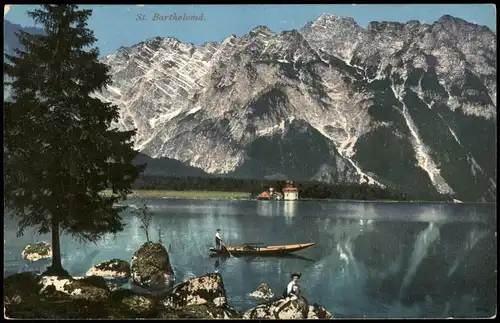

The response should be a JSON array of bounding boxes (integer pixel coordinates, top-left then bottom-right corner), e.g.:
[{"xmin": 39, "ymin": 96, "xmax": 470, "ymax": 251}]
[
  {"xmin": 99, "ymin": 190, "xmax": 477, "ymax": 203},
  {"xmin": 100, "ymin": 189, "xmax": 251, "ymax": 199}
]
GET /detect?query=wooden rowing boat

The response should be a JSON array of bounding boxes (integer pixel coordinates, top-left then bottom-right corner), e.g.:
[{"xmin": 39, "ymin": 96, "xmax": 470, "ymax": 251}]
[
  {"xmin": 209, "ymin": 242, "xmax": 315, "ymax": 256},
  {"xmin": 209, "ymin": 252, "xmax": 315, "ymax": 262}
]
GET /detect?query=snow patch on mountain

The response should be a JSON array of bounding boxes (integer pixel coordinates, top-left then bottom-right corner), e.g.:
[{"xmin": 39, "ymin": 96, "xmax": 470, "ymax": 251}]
[{"xmin": 390, "ymin": 85, "xmax": 454, "ymax": 195}]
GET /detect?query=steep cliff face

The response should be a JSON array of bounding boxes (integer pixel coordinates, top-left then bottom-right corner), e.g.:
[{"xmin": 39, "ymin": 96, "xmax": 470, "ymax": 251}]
[
  {"xmin": 4, "ymin": 14, "xmax": 496, "ymax": 201},
  {"xmin": 301, "ymin": 14, "xmax": 496, "ymax": 201},
  {"xmin": 95, "ymin": 14, "xmax": 495, "ymax": 201}
]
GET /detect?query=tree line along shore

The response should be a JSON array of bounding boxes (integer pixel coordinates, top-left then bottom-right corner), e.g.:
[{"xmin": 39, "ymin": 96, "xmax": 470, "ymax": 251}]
[{"xmin": 121, "ymin": 174, "xmax": 455, "ymax": 202}]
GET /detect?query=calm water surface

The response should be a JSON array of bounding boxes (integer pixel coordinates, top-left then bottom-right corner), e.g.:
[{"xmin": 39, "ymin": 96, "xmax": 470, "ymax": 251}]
[{"xmin": 4, "ymin": 199, "xmax": 497, "ymax": 318}]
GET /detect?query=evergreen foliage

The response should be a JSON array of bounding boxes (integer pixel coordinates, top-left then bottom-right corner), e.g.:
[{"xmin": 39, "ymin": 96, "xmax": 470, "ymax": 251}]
[{"xmin": 4, "ymin": 5, "xmax": 145, "ymax": 275}]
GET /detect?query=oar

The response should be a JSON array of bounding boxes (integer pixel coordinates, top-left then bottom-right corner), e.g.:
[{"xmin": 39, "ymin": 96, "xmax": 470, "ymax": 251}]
[{"xmin": 221, "ymin": 242, "xmax": 233, "ymax": 258}]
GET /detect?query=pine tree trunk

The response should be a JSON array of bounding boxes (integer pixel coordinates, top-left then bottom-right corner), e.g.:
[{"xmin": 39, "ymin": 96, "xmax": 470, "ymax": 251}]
[
  {"xmin": 51, "ymin": 219, "xmax": 63, "ymax": 269},
  {"xmin": 44, "ymin": 218, "xmax": 69, "ymax": 277}
]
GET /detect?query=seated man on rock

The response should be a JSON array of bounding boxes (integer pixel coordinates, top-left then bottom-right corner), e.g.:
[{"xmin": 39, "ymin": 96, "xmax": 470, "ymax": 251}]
[{"xmin": 274, "ymin": 272, "xmax": 302, "ymax": 317}]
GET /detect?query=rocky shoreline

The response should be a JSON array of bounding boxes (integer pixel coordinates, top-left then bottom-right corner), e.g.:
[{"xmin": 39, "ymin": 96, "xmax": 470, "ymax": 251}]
[
  {"xmin": 4, "ymin": 242, "xmax": 333, "ymax": 319},
  {"xmin": 4, "ymin": 271, "xmax": 241, "ymax": 319}
]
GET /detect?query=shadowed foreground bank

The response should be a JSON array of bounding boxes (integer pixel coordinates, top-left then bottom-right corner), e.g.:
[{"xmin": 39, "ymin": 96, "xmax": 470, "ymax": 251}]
[
  {"xmin": 3, "ymin": 272, "xmax": 236, "ymax": 319},
  {"xmin": 3, "ymin": 272, "xmax": 331, "ymax": 319}
]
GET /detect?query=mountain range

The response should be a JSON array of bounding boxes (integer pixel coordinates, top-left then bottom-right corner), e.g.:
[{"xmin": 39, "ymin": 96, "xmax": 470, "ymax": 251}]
[{"xmin": 3, "ymin": 14, "xmax": 497, "ymax": 201}]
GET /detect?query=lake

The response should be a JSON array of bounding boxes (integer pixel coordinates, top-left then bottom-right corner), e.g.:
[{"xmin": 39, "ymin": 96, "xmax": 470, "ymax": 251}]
[{"xmin": 4, "ymin": 198, "xmax": 497, "ymax": 318}]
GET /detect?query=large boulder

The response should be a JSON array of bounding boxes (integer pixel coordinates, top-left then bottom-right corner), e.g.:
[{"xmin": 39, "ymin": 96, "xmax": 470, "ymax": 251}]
[
  {"xmin": 4, "ymin": 272, "xmax": 49, "ymax": 319},
  {"xmin": 110, "ymin": 289, "xmax": 156, "ymax": 315},
  {"xmin": 131, "ymin": 242, "xmax": 174, "ymax": 289},
  {"xmin": 249, "ymin": 282, "xmax": 275, "ymax": 299},
  {"xmin": 87, "ymin": 259, "xmax": 131, "ymax": 280},
  {"xmin": 21, "ymin": 242, "xmax": 52, "ymax": 262},
  {"xmin": 122, "ymin": 294, "xmax": 154, "ymax": 313},
  {"xmin": 39, "ymin": 275, "xmax": 110, "ymax": 301},
  {"xmin": 243, "ymin": 296, "xmax": 310, "ymax": 319},
  {"xmin": 4, "ymin": 272, "xmax": 43, "ymax": 304},
  {"xmin": 111, "ymin": 273, "xmax": 241, "ymax": 319},
  {"xmin": 307, "ymin": 303, "xmax": 334, "ymax": 319},
  {"xmin": 162, "ymin": 273, "xmax": 228, "ymax": 309},
  {"xmin": 4, "ymin": 272, "xmax": 113, "ymax": 319}
]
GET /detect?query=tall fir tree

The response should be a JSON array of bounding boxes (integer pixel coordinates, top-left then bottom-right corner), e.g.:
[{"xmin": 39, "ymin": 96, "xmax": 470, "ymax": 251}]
[{"xmin": 4, "ymin": 5, "xmax": 145, "ymax": 276}]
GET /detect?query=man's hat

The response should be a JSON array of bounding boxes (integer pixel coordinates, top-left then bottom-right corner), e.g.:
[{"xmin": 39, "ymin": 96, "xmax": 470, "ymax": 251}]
[
  {"xmin": 216, "ymin": 229, "xmax": 221, "ymax": 231},
  {"xmin": 290, "ymin": 272, "xmax": 301, "ymax": 279}
]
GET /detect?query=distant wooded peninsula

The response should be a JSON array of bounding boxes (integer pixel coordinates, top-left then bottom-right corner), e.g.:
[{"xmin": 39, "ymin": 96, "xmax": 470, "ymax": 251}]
[{"xmin": 131, "ymin": 174, "xmax": 454, "ymax": 202}]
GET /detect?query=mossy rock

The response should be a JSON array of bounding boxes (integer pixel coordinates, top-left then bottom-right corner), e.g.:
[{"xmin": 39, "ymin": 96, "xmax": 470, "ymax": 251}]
[
  {"xmin": 109, "ymin": 289, "xmax": 164, "ymax": 318},
  {"xmin": 243, "ymin": 296, "xmax": 310, "ymax": 319},
  {"xmin": 5, "ymin": 285, "xmax": 113, "ymax": 319},
  {"xmin": 294, "ymin": 297, "xmax": 309, "ymax": 317},
  {"xmin": 21, "ymin": 242, "xmax": 52, "ymax": 262},
  {"xmin": 87, "ymin": 259, "xmax": 131, "ymax": 279},
  {"xmin": 110, "ymin": 288, "xmax": 138, "ymax": 302},
  {"xmin": 23, "ymin": 242, "xmax": 51, "ymax": 256},
  {"xmin": 79, "ymin": 276, "xmax": 109, "ymax": 289},
  {"xmin": 4, "ymin": 272, "xmax": 42, "ymax": 303},
  {"xmin": 250, "ymin": 282, "xmax": 275, "ymax": 299},
  {"xmin": 217, "ymin": 305, "xmax": 242, "ymax": 319},
  {"xmin": 131, "ymin": 242, "xmax": 174, "ymax": 288},
  {"xmin": 164, "ymin": 273, "xmax": 227, "ymax": 308},
  {"xmin": 95, "ymin": 259, "xmax": 130, "ymax": 272},
  {"xmin": 62, "ymin": 276, "xmax": 110, "ymax": 301},
  {"xmin": 121, "ymin": 294, "xmax": 155, "ymax": 313},
  {"xmin": 308, "ymin": 303, "xmax": 334, "ymax": 319},
  {"xmin": 5, "ymin": 290, "xmax": 157, "ymax": 319},
  {"xmin": 108, "ymin": 289, "xmax": 162, "ymax": 319}
]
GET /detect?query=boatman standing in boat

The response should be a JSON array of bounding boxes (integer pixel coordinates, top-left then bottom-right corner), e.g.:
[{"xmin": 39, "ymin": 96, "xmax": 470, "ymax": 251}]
[{"xmin": 215, "ymin": 229, "xmax": 223, "ymax": 250}]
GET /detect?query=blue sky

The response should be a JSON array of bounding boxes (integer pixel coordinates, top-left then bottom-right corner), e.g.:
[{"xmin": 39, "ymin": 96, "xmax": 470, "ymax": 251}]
[{"xmin": 5, "ymin": 4, "xmax": 496, "ymax": 57}]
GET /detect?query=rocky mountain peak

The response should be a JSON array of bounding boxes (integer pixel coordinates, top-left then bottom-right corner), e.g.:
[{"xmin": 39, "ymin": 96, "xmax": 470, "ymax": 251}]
[
  {"xmin": 131, "ymin": 36, "xmax": 186, "ymax": 53},
  {"xmin": 406, "ymin": 20, "xmax": 422, "ymax": 26},
  {"xmin": 316, "ymin": 13, "xmax": 358, "ymax": 25},
  {"xmin": 277, "ymin": 29, "xmax": 308, "ymax": 44},
  {"xmin": 432, "ymin": 14, "xmax": 495, "ymax": 40},
  {"xmin": 250, "ymin": 25, "xmax": 274, "ymax": 35},
  {"xmin": 436, "ymin": 14, "xmax": 469, "ymax": 26},
  {"xmin": 300, "ymin": 13, "xmax": 363, "ymax": 61}
]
